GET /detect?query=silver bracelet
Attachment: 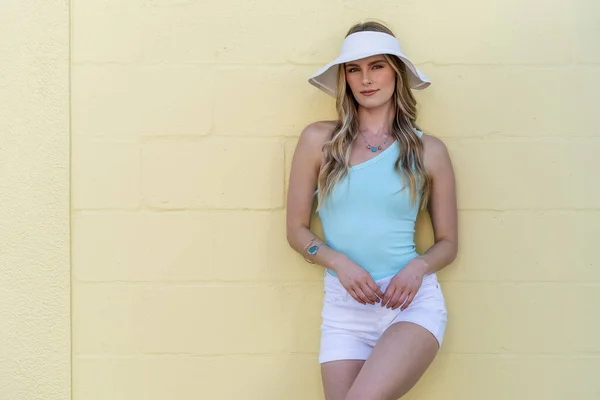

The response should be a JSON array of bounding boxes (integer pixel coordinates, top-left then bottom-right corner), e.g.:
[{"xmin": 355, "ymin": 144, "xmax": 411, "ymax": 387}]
[{"xmin": 302, "ymin": 237, "xmax": 324, "ymax": 264}]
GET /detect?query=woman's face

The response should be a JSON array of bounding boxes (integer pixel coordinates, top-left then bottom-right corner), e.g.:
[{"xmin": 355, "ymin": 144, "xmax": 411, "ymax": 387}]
[{"xmin": 344, "ymin": 54, "xmax": 396, "ymax": 108}]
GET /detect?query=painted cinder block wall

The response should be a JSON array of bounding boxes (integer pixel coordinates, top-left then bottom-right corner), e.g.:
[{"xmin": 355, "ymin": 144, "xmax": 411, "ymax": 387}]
[
  {"xmin": 3, "ymin": 0, "xmax": 600, "ymax": 399},
  {"xmin": 0, "ymin": 1, "xmax": 70, "ymax": 399}
]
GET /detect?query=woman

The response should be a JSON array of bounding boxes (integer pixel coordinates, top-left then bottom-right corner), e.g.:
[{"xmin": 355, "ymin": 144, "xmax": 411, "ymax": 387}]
[{"xmin": 286, "ymin": 21, "xmax": 458, "ymax": 400}]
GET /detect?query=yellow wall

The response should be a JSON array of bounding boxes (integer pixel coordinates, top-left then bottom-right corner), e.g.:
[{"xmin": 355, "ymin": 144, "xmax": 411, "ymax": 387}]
[
  {"xmin": 3, "ymin": 0, "xmax": 600, "ymax": 399},
  {"xmin": 0, "ymin": 1, "xmax": 71, "ymax": 399}
]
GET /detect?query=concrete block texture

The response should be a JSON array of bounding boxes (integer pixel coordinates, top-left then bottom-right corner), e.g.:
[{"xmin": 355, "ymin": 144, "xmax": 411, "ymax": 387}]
[{"xmin": 67, "ymin": 0, "xmax": 600, "ymax": 398}]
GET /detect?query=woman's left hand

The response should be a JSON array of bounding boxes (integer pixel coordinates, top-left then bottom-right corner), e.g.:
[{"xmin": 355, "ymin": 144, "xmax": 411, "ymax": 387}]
[{"xmin": 381, "ymin": 260, "xmax": 428, "ymax": 310}]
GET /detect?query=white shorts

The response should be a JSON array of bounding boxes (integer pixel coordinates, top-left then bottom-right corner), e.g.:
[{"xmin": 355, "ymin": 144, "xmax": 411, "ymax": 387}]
[{"xmin": 319, "ymin": 270, "xmax": 448, "ymax": 364}]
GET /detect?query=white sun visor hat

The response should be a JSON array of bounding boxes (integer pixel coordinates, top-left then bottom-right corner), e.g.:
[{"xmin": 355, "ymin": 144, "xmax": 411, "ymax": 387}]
[{"xmin": 308, "ymin": 31, "xmax": 430, "ymax": 97}]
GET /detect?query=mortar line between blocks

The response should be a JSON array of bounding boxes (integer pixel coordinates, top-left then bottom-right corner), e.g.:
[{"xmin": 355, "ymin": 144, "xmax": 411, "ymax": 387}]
[{"xmin": 72, "ymin": 280, "xmax": 600, "ymax": 286}]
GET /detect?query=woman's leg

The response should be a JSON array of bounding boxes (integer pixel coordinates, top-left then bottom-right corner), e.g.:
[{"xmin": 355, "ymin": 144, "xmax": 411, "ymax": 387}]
[
  {"xmin": 344, "ymin": 322, "xmax": 439, "ymax": 400},
  {"xmin": 321, "ymin": 360, "xmax": 365, "ymax": 400}
]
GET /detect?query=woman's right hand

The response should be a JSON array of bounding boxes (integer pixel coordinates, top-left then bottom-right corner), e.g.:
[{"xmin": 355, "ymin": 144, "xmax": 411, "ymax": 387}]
[{"xmin": 331, "ymin": 255, "xmax": 383, "ymax": 304}]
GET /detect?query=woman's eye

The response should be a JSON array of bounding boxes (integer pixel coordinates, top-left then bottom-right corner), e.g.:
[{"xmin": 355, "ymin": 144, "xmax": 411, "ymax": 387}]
[
  {"xmin": 373, "ymin": 65, "xmax": 383, "ymax": 70},
  {"xmin": 348, "ymin": 68, "xmax": 358, "ymax": 73}
]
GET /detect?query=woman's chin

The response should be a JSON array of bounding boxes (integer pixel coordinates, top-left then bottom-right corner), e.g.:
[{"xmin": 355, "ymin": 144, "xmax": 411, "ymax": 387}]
[{"xmin": 356, "ymin": 96, "xmax": 392, "ymax": 109}]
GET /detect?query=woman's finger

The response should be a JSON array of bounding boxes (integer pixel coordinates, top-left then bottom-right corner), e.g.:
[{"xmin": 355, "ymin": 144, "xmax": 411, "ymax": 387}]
[
  {"xmin": 393, "ymin": 290, "xmax": 411, "ymax": 310},
  {"xmin": 400, "ymin": 292, "xmax": 415, "ymax": 311},
  {"xmin": 362, "ymin": 281, "xmax": 381, "ymax": 303},
  {"xmin": 348, "ymin": 289, "xmax": 363, "ymax": 304},
  {"xmin": 355, "ymin": 286, "xmax": 374, "ymax": 304},
  {"xmin": 387, "ymin": 287, "xmax": 404, "ymax": 309},
  {"xmin": 354, "ymin": 286, "xmax": 370, "ymax": 304},
  {"xmin": 366, "ymin": 280, "xmax": 384, "ymax": 301},
  {"xmin": 381, "ymin": 286, "xmax": 395, "ymax": 308}
]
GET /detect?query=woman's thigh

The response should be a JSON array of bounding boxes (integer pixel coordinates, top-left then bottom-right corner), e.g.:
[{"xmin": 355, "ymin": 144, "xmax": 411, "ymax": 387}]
[
  {"xmin": 345, "ymin": 321, "xmax": 439, "ymax": 400},
  {"xmin": 321, "ymin": 359, "xmax": 365, "ymax": 400}
]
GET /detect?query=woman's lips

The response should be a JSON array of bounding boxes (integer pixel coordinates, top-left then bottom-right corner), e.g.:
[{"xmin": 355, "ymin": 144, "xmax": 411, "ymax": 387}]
[{"xmin": 360, "ymin": 89, "xmax": 378, "ymax": 96}]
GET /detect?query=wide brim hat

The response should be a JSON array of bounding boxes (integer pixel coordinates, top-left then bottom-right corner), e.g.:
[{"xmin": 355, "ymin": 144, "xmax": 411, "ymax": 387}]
[{"xmin": 308, "ymin": 31, "xmax": 430, "ymax": 97}]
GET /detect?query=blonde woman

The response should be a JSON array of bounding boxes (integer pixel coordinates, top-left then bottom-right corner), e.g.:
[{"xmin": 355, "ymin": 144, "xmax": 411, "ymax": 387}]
[{"xmin": 286, "ymin": 21, "xmax": 458, "ymax": 400}]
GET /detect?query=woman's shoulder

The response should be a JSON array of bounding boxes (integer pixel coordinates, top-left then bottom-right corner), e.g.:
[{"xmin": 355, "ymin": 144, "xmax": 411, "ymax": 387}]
[
  {"xmin": 298, "ymin": 120, "xmax": 339, "ymax": 148},
  {"xmin": 420, "ymin": 131, "xmax": 452, "ymax": 171},
  {"xmin": 301, "ymin": 120, "xmax": 338, "ymax": 139},
  {"xmin": 292, "ymin": 120, "xmax": 338, "ymax": 171},
  {"xmin": 420, "ymin": 131, "xmax": 446, "ymax": 150}
]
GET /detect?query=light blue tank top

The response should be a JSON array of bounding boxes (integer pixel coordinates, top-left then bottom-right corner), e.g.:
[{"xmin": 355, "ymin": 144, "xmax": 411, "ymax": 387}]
[{"xmin": 318, "ymin": 129, "xmax": 423, "ymax": 281}]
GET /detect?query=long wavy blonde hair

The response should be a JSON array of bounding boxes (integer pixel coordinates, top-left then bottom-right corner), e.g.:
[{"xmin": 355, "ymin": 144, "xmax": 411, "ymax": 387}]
[{"xmin": 316, "ymin": 20, "xmax": 431, "ymax": 211}]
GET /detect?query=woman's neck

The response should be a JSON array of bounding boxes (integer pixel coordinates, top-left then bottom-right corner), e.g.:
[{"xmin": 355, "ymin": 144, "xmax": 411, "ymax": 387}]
[{"xmin": 357, "ymin": 101, "xmax": 395, "ymax": 134}]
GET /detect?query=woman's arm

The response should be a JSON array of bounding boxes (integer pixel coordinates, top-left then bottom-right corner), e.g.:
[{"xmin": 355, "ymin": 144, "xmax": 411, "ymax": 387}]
[
  {"xmin": 413, "ymin": 134, "xmax": 458, "ymax": 275},
  {"xmin": 286, "ymin": 122, "xmax": 345, "ymax": 270}
]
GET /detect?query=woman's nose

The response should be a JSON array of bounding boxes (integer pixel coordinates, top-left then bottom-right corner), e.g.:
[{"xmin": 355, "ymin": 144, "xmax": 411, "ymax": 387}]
[{"xmin": 362, "ymin": 71, "xmax": 372, "ymax": 85}]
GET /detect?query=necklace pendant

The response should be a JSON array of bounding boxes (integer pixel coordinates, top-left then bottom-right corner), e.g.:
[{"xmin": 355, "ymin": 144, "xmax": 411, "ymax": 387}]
[{"xmin": 371, "ymin": 147, "xmax": 377, "ymax": 152}]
